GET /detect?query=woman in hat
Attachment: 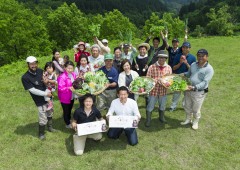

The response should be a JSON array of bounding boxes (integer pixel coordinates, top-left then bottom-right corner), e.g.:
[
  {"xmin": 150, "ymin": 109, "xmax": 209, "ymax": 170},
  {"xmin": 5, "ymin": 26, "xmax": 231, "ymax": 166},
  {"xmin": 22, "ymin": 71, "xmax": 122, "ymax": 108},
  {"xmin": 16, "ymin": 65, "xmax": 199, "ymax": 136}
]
[
  {"xmin": 132, "ymin": 43, "xmax": 151, "ymax": 77},
  {"xmin": 74, "ymin": 41, "xmax": 90, "ymax": 63}
]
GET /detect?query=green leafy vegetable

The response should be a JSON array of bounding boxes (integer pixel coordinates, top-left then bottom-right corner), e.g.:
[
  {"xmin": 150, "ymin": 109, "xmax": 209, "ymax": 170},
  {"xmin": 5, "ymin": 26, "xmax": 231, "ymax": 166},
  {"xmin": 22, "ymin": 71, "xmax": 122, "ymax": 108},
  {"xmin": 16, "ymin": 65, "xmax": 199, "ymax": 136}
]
[
  {"xmin": 74, "ymin": 70, "xmax": 109, "ymax": 95},
  {"xmin": 89, "ymin": 24, "xmax": 101, "ymax": 37},
  {"xmin": 169, "ymin": 76, "xmax": 188, "ymax": 91},
  {"xmin": 130, "ymin": 77, "xmax": 155, "ymax": 93}
]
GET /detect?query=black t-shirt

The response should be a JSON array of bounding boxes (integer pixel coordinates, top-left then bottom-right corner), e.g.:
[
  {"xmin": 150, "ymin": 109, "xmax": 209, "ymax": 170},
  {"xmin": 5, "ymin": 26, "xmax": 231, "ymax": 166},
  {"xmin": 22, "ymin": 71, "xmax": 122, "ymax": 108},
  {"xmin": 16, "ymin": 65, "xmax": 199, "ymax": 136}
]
[
  {"xmin": 22, "ymin": 68, "xmax": 47, "ymax": 106},
  {"xmin": 73, "ymin": 107, "xmax": 102, "ymax": 124}
]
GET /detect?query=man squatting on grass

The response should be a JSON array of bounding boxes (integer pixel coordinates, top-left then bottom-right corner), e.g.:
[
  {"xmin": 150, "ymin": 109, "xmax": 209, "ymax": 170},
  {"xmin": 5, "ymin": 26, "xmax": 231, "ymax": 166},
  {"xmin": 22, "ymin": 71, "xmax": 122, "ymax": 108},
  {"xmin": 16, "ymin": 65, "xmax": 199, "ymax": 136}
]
[
  {"xmin": 22, "ymin": 56, "xmax": 56, "ymax": 140},
  {"xmin": 181, "ymin": 49, "xmax": 214, "ymax": 130}
]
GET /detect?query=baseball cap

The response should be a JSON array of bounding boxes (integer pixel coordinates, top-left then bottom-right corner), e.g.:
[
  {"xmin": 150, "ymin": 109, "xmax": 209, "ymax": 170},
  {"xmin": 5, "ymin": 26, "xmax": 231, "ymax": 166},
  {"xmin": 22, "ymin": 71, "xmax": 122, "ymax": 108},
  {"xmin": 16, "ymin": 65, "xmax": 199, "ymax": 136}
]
[
  {"xmin": 104, "ymin": 53, "xmax": 114, "ymax": 60},
  {"xmin": 157, "ymin": 50, "xmax": 168, "ymax": 58},
  {"xmin": 197, "ymin": 49, "xmax": 208, "ymax": 55},
  {"xmin": 102, "ymin": 39, "xmax": 108, "ymax": 43},
  {"xmin": 26, "ymin": 56, "xmax": 37, "ymax": 63},
  {"xmin": 123, "ymin": 43, "xmax": 130, "ymax": 48},
  {"xmin": 172, "ymin": 38, "xmax": 179, "ymax": 43},
  {"xmin": 182, "ymin": 42, "xmax": 191, "ymax": 48}
]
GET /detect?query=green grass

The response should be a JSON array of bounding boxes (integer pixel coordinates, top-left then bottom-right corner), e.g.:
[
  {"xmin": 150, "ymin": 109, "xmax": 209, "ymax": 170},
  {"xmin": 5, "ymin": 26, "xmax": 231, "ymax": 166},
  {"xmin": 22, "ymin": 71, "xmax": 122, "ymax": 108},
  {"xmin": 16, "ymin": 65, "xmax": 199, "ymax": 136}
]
[{"xmin": 0, "ymin": 36, "xmax": 239, "ymax": 170}]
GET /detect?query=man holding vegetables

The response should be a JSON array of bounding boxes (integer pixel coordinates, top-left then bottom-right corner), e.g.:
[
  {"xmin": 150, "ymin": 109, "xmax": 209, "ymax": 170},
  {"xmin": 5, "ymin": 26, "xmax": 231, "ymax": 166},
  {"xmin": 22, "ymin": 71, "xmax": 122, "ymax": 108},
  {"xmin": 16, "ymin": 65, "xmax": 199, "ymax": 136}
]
[
  {"xmin": 145, "ymin": 50, "xmax": 172, "ymax": 127},
  {"xmin": 169, "ymin": 42, "xmax": 196, "ymax": 112},
  {"xmin": 181, "ymin": 49, "xmax": 214, "ymax": 130},
  {"xmin": 98, "ymin": 54, "xmax": 119, "ymax": 110}
]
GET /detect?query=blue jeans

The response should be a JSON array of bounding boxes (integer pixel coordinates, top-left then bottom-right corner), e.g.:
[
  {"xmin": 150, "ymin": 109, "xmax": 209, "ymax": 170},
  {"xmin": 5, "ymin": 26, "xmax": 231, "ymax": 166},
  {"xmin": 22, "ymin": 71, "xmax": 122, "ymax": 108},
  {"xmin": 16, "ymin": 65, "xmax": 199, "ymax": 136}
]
[
  {"xmin": 147, "ymin": 95, "xmax": 167, "ymax": 112},
  {"xmin": 107, "ymin": 128, "xmax": 138, "ymax": 146}
]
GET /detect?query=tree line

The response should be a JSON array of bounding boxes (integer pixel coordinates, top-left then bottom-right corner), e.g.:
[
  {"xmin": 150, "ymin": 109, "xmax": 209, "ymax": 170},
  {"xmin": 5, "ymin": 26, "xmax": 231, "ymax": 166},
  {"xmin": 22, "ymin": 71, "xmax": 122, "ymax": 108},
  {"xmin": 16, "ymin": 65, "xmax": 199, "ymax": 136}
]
[{"xmin": 0, "ymin": 0, "xmax": 237, "ymax": 66}]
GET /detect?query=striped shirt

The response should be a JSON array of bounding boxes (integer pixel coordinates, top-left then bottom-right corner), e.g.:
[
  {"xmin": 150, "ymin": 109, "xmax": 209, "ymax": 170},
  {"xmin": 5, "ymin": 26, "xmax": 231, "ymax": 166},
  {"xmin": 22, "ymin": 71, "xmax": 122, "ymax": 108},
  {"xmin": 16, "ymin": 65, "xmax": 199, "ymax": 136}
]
[{"xmin": 147, "ymin": 62, "xmax": 172, "ymax": 96}]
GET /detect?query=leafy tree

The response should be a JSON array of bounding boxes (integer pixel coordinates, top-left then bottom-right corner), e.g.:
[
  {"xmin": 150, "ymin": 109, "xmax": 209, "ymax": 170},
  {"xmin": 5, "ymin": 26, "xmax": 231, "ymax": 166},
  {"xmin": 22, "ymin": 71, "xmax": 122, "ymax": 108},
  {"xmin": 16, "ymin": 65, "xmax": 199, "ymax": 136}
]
[
  {"xmin": 0, "ymin": 0, "xmax": 52, "ymax": 66},
  {"xmin": 100, "ymin": 9, "xmax": 137, "ymax": 41},
  {"xmin": 191, "ymin": 25, "xmax": 205, "ymax": 37},
  {"xmin": 47, "ymin": 3, "xmax": 88, "ymax": 50},
  {"xmin": 206, "ymin": 5, "xmax": 234, "ymax": 35},
  {"xmin": 162, "ymin": 13, "xmax": 185, "ymax": 39}
]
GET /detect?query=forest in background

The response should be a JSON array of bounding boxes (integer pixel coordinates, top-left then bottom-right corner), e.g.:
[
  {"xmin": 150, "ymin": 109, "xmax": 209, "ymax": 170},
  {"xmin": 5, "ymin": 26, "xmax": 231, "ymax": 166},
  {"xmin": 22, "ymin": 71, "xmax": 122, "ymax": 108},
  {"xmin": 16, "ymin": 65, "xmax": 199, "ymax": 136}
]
[{"xmin": 1, "ymin": 0, "xmax": 239, "ymax": 66}]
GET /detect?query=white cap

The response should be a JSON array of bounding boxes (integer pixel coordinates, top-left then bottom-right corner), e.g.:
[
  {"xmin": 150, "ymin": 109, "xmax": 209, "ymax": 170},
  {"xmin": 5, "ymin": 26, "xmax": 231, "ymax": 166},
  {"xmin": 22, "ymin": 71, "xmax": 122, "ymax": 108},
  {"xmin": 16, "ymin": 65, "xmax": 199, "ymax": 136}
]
[
  {"xmin": 26, "ymin": 56, "xmax": 37, "ymax": 63},
  {"xmin": 102, "ymin": 39, "xmax": 108, "ymax": 43}
]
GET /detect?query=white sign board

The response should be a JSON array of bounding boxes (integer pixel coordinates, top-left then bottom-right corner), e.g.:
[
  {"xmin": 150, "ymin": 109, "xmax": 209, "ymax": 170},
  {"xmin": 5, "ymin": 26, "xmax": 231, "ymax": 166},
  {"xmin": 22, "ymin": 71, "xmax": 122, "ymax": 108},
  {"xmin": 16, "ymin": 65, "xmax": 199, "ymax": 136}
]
[
  {"xmin": 109, "ymin": 116, "xmax": 138, "ymax": 128},
  {"xmin": 77, "ymin": 119, "xmax": 107, "ymax": 136}
]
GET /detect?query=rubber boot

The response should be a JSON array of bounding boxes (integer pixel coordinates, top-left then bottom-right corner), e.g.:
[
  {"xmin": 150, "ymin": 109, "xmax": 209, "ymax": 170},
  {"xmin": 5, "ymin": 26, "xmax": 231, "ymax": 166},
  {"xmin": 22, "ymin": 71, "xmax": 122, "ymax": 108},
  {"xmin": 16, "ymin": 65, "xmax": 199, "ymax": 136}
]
[
  {"xmin": 39, "ymin": 125, "xmax": 45, "ymax": 140},
  {"xmin": 145, "ymin": 111, "xmax": 152, "ymax": 127},
  {"xmin": 159, "ymin": 110, "xmax": 167, "ymax": 123},
  {"xmin": 145, "ymin": 97, "xmax": 148, "ymax": 107},
  {"xmin": 47, "ymin": 117, "xmax": 57, "ymax": 132}
]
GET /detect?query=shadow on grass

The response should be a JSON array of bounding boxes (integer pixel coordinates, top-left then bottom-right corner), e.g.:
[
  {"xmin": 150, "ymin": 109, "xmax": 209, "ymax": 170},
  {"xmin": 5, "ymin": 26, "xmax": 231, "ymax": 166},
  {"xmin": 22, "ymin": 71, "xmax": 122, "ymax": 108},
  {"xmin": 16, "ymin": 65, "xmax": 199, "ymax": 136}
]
[
  {"xmin": 14, "ymin": 117, "xmax": 76, "ymax": 138},
  {"xmin": 65, "ymin": 132, "xmax": 128, "ymax": 156},
  {"xmin": 138, "ymin": 109, "xmax": 186, "ymax": 132}
]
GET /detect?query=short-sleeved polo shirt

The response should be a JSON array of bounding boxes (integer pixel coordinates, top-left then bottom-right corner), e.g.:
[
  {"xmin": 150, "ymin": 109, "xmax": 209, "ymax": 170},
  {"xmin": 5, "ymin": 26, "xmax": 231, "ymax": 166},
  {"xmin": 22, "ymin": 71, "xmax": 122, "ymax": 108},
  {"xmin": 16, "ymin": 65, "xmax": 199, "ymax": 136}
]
[
  {"xmin": 173, "ymin": 53, "xmax": 196, "ymax": 74},
  {"xmin": 73, "ymin": 107, "xmax": 102, "ymax": 124}
]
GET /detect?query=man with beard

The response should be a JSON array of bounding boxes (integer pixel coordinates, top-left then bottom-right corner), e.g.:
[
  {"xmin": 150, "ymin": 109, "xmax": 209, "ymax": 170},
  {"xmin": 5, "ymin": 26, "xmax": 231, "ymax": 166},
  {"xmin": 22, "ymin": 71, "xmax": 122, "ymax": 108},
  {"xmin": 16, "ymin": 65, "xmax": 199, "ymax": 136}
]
[{"xmin": 21, "ymin": 56, "xmax": 56, "ymax": 140}]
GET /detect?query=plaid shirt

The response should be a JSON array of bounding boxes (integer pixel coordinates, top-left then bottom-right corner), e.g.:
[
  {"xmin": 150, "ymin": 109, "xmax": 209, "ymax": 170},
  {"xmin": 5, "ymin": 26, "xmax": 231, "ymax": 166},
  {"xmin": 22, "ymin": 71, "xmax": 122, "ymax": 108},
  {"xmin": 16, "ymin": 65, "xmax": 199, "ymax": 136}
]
[{"xmin": 146, "ymin": 62, "xmax": 172, "ymax": 96}]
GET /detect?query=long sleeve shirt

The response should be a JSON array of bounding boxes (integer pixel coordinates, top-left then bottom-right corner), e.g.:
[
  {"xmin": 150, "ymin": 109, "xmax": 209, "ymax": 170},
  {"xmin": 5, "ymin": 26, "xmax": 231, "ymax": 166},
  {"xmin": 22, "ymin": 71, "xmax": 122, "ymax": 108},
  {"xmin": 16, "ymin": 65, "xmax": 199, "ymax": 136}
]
[{"xmin": 185, "ymin": 62, "xmax": 214, "ymax": 91}]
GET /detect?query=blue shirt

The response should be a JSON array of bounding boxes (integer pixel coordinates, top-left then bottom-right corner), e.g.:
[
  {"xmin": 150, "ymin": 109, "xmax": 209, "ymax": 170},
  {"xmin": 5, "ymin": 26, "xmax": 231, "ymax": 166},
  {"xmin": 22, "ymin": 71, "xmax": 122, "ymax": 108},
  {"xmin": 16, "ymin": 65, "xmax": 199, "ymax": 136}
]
[
  {"xmin": 99, "ymin": 66, "xmax": 119, "ymax": 90},
  {"xmin": 173, "ymin": 53, "xmax": 196, "ymax": 74},
  {"xmin": 167, "ymin": 46, "xmax": 182, "ymax": 68},
  {"xmin": 185, "ymin": 62, "xmax": 214, "ymax": 91}
]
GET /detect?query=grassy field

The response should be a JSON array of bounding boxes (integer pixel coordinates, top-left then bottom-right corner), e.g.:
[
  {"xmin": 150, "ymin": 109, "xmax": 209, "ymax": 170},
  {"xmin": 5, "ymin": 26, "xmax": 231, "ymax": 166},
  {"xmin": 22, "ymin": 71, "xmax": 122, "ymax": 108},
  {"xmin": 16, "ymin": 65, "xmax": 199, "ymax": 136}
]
[{"xmin": 0, "ymin": 36, "xmax": 239, "ymax": 170}]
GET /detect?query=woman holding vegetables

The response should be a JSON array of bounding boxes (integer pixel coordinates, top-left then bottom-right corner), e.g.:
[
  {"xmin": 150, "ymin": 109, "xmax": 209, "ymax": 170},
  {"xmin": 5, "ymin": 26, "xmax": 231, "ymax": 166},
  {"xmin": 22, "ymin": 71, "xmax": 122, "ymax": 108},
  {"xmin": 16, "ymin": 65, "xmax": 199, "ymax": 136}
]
[
  {"xmin": 145, "ymin": 50, "xmax": 172, "ymax": 127},
  {"xmin": 57, "ymin": 61, "xmax": 77, "ymax": 129},
  {"xmin": 118, "ymin": 59, "xmax": 139, "ymax": 100}
]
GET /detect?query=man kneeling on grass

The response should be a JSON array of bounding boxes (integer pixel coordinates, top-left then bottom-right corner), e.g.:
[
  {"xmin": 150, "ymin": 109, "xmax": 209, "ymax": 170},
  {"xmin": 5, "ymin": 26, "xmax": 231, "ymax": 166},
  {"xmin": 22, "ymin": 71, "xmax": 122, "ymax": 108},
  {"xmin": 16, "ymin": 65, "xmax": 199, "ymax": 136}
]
[{"xmin": 106, "ymin": 86, "xmax": 141, "ymax": 146}]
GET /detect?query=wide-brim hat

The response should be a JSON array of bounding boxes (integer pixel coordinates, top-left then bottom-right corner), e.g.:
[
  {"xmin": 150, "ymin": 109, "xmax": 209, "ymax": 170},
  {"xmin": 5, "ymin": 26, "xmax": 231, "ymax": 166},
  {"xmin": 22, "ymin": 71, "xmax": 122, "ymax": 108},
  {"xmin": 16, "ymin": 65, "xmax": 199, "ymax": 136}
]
[{"xmin": 138, "ymin": 43, "xmax": 150, "ymax": 51}]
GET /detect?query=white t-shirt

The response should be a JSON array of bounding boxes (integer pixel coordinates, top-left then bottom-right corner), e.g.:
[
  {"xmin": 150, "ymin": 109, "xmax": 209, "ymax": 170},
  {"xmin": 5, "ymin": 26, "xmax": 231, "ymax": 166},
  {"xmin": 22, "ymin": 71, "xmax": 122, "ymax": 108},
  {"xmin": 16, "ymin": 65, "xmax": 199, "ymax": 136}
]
[
  {"xmin": 106, "ymin": 98, "xmax": 141, "ymax": 118},
  {"xmin": 88, "ymin": 55, "xmax": 105, "ymax": 72}
]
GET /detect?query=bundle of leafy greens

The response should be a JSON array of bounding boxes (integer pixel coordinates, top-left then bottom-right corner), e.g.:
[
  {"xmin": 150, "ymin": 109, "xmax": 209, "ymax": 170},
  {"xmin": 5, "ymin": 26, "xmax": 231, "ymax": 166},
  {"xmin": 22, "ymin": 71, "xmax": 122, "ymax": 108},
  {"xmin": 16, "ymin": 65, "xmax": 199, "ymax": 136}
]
[
  {"xmin": 169, "ymin": 76, "xmax": 188, "ymax": 91},
  {"xmin": 119, "ymin": 29, "xmax": 132, "ymax": 44},
  {"xmin": 89, "ymin": 24, "xmax": 101, "ymax": 37},
  {"xmin": 130, "ymin": 77, "xmax": 155, "ymax": 94},
  {"xmin": 74, "ymin": 71, "xmax": 108, "ymax": 95},
  {"xmin": 150, "ymin": 25, "xmax": 164, "ymax": 38}
]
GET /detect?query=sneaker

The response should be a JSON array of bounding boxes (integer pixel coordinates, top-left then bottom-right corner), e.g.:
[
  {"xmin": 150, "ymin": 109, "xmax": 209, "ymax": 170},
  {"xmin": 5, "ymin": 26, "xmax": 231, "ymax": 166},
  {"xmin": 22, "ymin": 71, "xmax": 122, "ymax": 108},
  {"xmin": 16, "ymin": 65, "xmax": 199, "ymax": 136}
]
[
  {"xmin": 46, "ymin": 101, "xmax": 53, "ymax": 111},
  {"xmin": 192, "ymin": 122, "xmax": 198, "ymax": 130},
  {"xmin": 39, "ymin": 134, "xmax": 45, "ymax": 140},
  {"xmin": 180, "ymin": 119, "xmax": 191, "ymax": 125},
  {"xmin": 66, "ymin": 124, "xmax": 72, "ymax": 129},
  {"xmin": 169, "ymin": 108, "xmax": 175, "ymax": 112}
]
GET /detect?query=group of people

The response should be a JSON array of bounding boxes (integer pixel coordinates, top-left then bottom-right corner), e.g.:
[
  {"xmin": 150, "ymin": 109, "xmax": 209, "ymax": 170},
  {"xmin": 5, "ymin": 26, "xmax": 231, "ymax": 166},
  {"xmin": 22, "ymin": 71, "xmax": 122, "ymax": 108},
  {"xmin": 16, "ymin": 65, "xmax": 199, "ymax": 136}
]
[{"xmin": 21, "ymin": 32, "xmax": 214, "ymax": 155}]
